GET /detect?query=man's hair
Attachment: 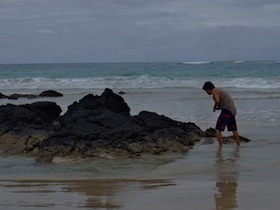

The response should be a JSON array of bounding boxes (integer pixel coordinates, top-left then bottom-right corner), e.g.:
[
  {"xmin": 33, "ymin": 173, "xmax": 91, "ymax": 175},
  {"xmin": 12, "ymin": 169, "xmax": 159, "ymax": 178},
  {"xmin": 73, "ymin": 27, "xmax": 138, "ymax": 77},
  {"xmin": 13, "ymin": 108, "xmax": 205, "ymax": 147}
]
[{"xmin": 202, "ymin": 81, "xmax": 215, "ymax": 90}]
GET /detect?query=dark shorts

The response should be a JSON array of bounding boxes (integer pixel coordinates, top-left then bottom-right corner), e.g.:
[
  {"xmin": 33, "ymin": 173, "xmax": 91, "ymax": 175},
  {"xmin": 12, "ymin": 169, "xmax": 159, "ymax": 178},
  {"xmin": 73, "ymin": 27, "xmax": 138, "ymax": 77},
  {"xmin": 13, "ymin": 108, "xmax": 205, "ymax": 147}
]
[{"xmin": 216, "ymin": 109, "xmax": 237, "ymax": 132}]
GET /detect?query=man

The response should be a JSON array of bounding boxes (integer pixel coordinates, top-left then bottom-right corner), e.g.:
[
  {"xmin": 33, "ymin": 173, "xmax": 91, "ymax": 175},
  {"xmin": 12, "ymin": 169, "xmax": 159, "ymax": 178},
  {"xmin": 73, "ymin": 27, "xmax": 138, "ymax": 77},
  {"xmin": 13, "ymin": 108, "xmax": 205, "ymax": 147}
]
[{"xmin": 203, "ymin": 81, "xmax": 240, "ymax": 147}]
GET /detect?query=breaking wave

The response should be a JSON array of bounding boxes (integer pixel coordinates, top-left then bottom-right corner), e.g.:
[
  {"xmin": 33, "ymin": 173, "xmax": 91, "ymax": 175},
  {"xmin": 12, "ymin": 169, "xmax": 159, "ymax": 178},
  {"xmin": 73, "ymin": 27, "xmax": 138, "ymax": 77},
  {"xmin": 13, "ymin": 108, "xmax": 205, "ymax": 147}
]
[
  {"xmin": 0, "ymin": 76, "xmax": 279, "ymax": 91},
  {"xmin": 178, "ymin": 61, "xmax": 211, "ymax": 65}
]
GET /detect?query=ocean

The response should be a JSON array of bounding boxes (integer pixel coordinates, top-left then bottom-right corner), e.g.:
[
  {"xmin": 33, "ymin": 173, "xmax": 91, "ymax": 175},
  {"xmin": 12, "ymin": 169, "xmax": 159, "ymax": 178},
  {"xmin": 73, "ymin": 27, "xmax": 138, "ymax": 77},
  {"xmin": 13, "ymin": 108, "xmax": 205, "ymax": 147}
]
[
  {"xmin": 0, "ymin": 61, "xmax": 279, "ymax": 126},
  {"xmin": 1, "ymin": 61, "xmax": 279, "ymax": 91},
  {"xmin": 0, "ymin": 61, "xmax": 280, "ymax": 209}
]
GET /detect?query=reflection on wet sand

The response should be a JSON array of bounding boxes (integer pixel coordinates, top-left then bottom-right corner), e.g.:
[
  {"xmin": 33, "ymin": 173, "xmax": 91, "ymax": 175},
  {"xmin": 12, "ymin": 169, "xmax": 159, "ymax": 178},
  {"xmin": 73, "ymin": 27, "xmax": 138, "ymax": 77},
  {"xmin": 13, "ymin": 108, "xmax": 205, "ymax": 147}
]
[
  {"xmin": 0, "ymin": 179, "xmax": 175, "ymax": 209},
  {"xmin": 65, "ymin": 179, "xmax": 175, "ymax": 209},
  {"xmin": 215, "ymin": 148, "xmax": 240, "ymax": 210}
]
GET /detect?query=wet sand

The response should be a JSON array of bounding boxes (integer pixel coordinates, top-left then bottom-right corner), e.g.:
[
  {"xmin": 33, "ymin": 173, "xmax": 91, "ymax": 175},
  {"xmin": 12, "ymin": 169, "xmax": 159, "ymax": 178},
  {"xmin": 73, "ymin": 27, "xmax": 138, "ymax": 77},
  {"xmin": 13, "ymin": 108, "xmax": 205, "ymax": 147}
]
[
  {"xmin": 1, "ymin": 125, "xmax": 280, "ymax": 210},
  {"xmin": 0, "ymin": 179, "xmax": 175, "ymax": 210},
  {"xmin": 1, "ymin": 167, "xmax": 280, "ymax": 210}
]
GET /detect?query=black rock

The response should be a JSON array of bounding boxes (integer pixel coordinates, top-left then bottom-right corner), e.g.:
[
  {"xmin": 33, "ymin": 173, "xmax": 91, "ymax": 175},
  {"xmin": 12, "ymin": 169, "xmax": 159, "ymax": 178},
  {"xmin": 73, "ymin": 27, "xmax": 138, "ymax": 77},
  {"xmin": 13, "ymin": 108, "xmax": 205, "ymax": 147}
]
[
  {"xmin": 0, "ymin": 88, "xmax": 251, "ymax": 162},
  {"xmin": 0, "ymin": 90, "xmax": 63, "ymax": 100},
  {"xmin": 37, "ymin": 89, "xmax": 204, "ymax": 162},
  {"xmin": 39, "ymin": 90, "xmax": 63, "ymax": 97},
  {"xmin": 204, "ymin": 127, "xmax": 216, "ymax": 137},
  {"xmin": 0, "ymin": 101, "xmax": 62, "ymax": 154},
  {"xmin": 7, "ymin": 93, "xmax": 38, "ymax": 100},
  {"xmin": 0, "ymin": 92, "xmax": 8, "ymax": 99}
]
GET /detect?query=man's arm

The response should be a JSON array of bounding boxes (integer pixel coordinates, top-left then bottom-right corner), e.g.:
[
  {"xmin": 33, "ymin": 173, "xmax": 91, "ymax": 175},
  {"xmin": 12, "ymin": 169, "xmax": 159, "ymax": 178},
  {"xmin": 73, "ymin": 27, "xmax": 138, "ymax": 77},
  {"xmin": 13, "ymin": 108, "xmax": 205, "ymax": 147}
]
[{"xmin": 212, "ymin": 89, "xmax": 220, "ymax": 112}]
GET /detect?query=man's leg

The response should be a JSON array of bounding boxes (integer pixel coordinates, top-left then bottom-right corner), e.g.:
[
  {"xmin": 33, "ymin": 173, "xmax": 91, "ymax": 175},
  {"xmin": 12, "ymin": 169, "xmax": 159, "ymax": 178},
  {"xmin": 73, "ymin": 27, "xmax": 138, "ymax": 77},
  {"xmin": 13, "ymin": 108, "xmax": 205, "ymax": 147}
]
[
  {"xmin": 232, "ymin": 130, "xmax": 240, "ymax": 146},
  {"xmin": 228, "ymin": 115, "xmax": 240, "ymax": 146},
  {"xmin": 215, "ymin": 129, "xmax": 223, "ymax": 147}
]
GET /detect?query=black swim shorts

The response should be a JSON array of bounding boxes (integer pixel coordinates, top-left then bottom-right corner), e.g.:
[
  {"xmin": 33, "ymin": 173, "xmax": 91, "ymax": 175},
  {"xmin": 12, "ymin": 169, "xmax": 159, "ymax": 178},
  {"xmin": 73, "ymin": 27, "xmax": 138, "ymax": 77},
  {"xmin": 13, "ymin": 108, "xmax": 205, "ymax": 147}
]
[{"xmin": 216, "ymin": 109, "xmax": 237, "ymax": 131}]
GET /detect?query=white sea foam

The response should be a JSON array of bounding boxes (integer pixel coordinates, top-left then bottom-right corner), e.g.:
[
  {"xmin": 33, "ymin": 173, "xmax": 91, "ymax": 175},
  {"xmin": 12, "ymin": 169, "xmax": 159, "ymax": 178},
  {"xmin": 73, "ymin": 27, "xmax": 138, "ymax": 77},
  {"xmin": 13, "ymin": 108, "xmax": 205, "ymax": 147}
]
[
  {"xmin": 180, "ymin": 61, "xmax": 211, "ymax": 65},
  {"xmin": 217, "ymin": 78, "xmax": 280, "ymax": 89},
  {"xmin": 0, "ymin": 76, "xmax": 279, "ymax": 91}
]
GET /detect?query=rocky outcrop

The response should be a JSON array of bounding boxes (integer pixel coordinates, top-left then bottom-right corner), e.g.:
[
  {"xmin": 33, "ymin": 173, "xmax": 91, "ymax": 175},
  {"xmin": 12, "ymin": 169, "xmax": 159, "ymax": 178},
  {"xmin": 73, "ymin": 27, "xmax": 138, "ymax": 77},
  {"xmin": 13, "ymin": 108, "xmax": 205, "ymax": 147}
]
[
  {"xmin": 0, "ymin": 102, "xmax": 62, "ymax": 154},
  {"xmin": 203, "ymin": 127, "xmax": 251, "ymax": 144},
  {"xmin": 37, "ymin": 88, "xmax": 204, "ymax": 162},
  {"xmin": 39, "ymin": 90, "xmax": 64, "ymax": 97},
  {"xmin": 0, "ymin": 90, "xmax": 63, "ymax": 100},
  {"xmin": 0, "ymin": 88, "xmax": 250, "ymax": 163}
]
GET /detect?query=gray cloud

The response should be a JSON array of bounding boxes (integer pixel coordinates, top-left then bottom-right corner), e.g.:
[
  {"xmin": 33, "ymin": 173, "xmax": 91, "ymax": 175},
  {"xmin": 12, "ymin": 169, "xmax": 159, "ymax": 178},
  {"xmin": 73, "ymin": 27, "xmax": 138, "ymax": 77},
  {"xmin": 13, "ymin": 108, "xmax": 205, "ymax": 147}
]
[{"xmin": 0, "ymin": 0, "xmax": 279, "ymax": 63}]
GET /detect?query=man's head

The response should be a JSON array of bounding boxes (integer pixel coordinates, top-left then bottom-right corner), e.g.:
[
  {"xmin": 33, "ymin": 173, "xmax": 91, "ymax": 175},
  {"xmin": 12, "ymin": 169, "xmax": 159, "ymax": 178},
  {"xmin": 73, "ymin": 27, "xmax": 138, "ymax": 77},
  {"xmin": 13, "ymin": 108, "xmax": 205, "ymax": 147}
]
[{"xmin": 202, "ymin": 81, "xmax": 215, "ymax": 95}]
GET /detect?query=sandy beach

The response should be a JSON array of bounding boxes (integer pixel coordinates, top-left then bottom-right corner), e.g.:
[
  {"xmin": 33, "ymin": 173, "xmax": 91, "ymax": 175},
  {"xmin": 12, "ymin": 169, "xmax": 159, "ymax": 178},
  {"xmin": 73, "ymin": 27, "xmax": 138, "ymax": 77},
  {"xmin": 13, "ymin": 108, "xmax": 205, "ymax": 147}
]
[{"xmin": 1, "ymin": 124, "xmax": 280, "ymax": 210}]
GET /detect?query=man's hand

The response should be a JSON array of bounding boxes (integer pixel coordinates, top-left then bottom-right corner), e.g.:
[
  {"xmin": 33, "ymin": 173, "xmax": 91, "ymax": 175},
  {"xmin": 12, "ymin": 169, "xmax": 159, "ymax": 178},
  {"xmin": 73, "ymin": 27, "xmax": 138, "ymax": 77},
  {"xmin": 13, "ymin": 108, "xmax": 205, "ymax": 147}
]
[{"xmin": 213, "ymin": 105, "xmax": 220, "ymax": 112}]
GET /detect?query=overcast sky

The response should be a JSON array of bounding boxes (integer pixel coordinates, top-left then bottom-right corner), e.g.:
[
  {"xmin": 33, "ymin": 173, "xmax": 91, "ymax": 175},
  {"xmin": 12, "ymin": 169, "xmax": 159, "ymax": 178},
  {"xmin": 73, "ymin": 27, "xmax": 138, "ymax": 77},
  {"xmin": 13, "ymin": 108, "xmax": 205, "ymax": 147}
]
[{"xmin": 0, "ymin": 0, "xmax": 280, "ymax": 63}]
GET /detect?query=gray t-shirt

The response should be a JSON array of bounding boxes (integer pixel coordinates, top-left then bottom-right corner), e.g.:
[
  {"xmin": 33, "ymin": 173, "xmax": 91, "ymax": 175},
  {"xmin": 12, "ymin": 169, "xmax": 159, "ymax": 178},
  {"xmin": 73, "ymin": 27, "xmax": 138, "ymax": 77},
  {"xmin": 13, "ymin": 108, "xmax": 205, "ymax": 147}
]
[{"xmin": 215, "ymin": 88, "xmax": 237, "ymax": 115}]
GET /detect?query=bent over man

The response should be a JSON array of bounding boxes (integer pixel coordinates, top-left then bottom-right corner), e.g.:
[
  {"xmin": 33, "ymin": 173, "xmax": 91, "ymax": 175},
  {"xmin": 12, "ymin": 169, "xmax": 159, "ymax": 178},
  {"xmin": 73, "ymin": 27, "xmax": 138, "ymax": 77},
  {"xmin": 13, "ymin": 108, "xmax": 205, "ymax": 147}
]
[{"xmin": 203, "ymin": 81, "xmax": 240, "ymax": 147}]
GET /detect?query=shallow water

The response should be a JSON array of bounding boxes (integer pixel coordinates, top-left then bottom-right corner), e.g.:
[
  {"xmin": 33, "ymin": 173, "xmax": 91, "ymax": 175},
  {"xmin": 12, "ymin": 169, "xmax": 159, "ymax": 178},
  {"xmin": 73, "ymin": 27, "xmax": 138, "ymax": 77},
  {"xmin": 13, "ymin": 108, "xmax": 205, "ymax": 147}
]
[{"xmin": 1, "ymin": 124, "xmax": 279, "ymax": 210}]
